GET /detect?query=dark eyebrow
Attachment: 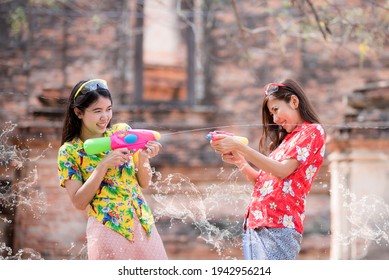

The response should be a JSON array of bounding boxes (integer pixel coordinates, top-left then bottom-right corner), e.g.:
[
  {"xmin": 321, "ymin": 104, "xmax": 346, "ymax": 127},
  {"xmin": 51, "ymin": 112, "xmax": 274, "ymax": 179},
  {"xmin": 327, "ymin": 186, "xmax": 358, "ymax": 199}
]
[{"xmin": 91, "ymin": 105, "xmax": 112, "ymax": 112}]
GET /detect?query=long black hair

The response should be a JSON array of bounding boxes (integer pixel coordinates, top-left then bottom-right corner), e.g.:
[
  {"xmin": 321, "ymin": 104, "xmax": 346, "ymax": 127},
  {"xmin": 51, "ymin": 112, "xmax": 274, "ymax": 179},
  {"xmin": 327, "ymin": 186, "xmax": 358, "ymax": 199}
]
[
  {"xmin": 61, "ymin": 80, "xmax": 112, "ymax": 145},
  {"xmin": 259, "ymin": 78, "xmax": 321, "ymax": 154}
]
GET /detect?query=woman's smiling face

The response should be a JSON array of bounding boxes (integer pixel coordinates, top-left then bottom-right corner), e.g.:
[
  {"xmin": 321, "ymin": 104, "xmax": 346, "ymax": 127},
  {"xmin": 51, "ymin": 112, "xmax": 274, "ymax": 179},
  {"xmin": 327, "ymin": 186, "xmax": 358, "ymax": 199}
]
[
  {"xmin": 76, "ymin": 95, "xmax": 112, "ymax": 140},
  {"xmin": 267, "ymin": 95, "xmax": 303, "ymax": 133}
]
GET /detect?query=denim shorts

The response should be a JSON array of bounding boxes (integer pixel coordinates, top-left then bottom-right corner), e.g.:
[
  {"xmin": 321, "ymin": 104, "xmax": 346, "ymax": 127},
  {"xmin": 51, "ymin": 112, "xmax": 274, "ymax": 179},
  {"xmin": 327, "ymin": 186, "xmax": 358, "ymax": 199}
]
[{"xmin": 242, "ymin": 227, "xmax": 302, "ymax": 260}]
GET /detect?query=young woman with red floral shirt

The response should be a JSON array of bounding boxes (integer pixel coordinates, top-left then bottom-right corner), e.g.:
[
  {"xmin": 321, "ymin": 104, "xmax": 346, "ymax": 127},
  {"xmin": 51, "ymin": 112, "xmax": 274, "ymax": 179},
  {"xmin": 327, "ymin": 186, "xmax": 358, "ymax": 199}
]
[{"xmin": 211, "ymin": 79, "xmax": 326, "ymax": 260}]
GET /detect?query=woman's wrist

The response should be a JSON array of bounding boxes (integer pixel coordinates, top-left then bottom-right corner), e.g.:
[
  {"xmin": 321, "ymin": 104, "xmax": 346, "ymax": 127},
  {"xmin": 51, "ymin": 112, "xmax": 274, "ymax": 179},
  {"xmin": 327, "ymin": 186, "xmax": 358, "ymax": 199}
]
[
  {"xmin": 96, "ymin": 161, "xmax": 109, "ymax": 173},
  {"xmin": 237, "ymin": 162, "xmax": 248, "ymax": 171},
  {"xmin": 138, "ymin": 150, "xmax": 150, "ymax": 162}
]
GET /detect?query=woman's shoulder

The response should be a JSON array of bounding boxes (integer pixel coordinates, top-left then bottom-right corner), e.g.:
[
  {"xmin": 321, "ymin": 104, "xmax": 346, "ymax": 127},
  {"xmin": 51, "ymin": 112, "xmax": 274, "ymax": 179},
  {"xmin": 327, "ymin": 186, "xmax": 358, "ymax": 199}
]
[
  {"xmin": 58, "ymin": 138, "xmax": 81, "ymax": 154},
  {"xmin": 58, "ymin": 141, "xmax": 78, "ymax": 161},
  {"xmin": 290, "ymin": 122, "xmax": 325, "ymax": 147},
  {"xmin": 302, "ymin": 122, "xmax": 325, "ymax": 136},
  {"xmin": 59, "ymin": 140, "xmax": 76, "ymax": 151}
]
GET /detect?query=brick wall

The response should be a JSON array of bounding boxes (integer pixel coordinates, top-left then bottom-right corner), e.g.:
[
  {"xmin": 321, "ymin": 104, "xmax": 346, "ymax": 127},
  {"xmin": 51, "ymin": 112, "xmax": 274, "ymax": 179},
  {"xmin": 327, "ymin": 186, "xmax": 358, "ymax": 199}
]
[{"xmin": 1, "ymin": 0, "xmax": 388, "ymax": 259}]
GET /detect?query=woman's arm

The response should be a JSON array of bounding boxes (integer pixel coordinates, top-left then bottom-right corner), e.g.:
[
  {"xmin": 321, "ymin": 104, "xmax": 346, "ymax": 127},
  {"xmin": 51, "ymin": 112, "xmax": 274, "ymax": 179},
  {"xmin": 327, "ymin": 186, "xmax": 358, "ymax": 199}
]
[
  {"xmin": 65, "ymin": 148, "xmax": 129, "ymax": 210},
  {"xmin": 238, "ymin": 144, "xmax": 300, "ymax": 180},
  {"xmin": 135, "ymin": 141, "xmax": 162, "ymax": 189},
  {"xmin": 212, "ymin": 136, "xmax": 299, "ymax": 180},
  {"xmin": 221, "ymin": 151, "xmax": 259, "ymax": 183},
  {"xmin": 237, "ymin": 162, "xmax": 260, "ymax": 184}
]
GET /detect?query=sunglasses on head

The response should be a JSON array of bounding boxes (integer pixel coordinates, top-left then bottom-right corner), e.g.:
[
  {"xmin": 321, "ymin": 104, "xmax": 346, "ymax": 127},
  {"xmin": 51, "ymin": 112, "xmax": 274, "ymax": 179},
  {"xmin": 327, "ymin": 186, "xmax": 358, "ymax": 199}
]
[
  {"xmin": 263, "ymin": 83, "xmax": 285, "ymax": 96},
  {"xmin": 73, "ymin": 79, "xmax": 108, "ymax": 100}
]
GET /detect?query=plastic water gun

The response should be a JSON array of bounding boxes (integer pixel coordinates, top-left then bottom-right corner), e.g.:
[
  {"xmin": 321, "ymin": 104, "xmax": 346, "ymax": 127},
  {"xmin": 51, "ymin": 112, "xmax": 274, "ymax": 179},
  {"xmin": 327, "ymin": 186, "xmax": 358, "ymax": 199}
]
[
  {"xmin": 206, "ymin": 130, "xmax": 249, "ymax": 145},
  {"xmin": 83, "ymin": 129, "xmax": 161, "ymax": 155}
]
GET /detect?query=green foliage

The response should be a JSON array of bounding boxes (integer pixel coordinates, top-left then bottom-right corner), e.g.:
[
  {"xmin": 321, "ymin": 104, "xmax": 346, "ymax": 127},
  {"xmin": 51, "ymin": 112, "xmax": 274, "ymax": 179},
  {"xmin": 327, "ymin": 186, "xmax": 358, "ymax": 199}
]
[
  {"xmin": 9, "ymin": 6, "xmax": 27, "ymax": 37},
  {"xmin": 7, "ymin": 0, "xmax": 67, "ymax": 38}
]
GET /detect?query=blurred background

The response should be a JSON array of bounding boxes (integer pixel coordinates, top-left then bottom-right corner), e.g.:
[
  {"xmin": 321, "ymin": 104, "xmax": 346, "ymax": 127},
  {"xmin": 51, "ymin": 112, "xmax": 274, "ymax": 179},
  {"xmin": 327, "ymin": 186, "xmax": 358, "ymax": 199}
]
[{"xmin": 1, "ymin": 0, "xmax": 389, "ymax": 260}]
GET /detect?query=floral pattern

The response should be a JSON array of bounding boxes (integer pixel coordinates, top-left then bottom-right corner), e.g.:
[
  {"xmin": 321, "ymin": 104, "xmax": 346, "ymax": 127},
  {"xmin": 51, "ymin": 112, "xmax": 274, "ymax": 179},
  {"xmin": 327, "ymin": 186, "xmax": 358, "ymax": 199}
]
[
  {"xmin": 245, "ymin": 122, "xmax": 326, "ymax": 234},
  {"xmin": 57, "ymin": 123, "xmax": 154, "ymax": 241}
]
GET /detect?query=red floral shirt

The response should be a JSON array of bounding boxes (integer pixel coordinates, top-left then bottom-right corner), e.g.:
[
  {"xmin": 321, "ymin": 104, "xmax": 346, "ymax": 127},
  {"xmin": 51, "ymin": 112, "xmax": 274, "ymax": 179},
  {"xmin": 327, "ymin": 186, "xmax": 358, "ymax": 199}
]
[{"xmin": 245, "ymin": 122, "xmax": 326, "ymax": 234}]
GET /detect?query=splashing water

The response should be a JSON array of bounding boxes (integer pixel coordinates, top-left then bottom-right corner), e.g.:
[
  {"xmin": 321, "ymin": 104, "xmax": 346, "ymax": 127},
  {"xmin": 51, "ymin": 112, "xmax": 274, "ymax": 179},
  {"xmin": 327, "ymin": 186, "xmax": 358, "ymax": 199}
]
[
  {"xmin": 334, "ymin": 184, "xmax": 389, "ymax": 257},
  {"xmin": 150, "ymin": 123, "xmax": 389, "ymax": 259},
  {"xmin": 0, "ymin": 120, "xmax": 388, "ymax": 259},
  {"xmin": 0, "ymin": 122, "xmax": 48, "ymax": 259},
  {"xmin": 151, "ymin": 168, "xmax": 252, "ymax": 258},
  {"xmin": 0, "ymin": 122, "xmax": 26, "ymax": 169},
  {"xmin": 347, "ymin": 195, "xmax": 389, "ymax": 243}
]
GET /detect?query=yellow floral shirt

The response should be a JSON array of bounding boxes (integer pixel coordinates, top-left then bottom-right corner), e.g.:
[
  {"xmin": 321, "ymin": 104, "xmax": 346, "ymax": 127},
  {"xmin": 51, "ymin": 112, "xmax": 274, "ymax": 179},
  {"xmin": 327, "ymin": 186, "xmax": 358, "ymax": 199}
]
[{"xmin": 57, "ymin": 123, "xmax": 154, "ymax": 241}]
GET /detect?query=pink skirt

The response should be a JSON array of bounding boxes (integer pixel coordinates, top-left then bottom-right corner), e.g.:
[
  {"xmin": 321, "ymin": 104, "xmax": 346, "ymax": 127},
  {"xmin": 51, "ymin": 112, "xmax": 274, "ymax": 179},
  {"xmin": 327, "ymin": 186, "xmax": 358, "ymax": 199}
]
[{"xmin": 86, "ymin": 216, "xmax": 168, "ymax": 260}]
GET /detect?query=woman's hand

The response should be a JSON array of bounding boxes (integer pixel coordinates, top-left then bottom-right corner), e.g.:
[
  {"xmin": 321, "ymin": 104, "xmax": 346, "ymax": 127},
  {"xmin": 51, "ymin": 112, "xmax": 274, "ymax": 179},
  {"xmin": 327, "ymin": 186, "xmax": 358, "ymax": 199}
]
[
  {"xmin": 100, "ymin": 148, "xmax": 130, "ymax": 168},
  {"xmin": 66, "ymin": 147, "xmax": 130, "ymax": 210},
  {"xmin": 138, "ymin": 141, "xmax": 162, "ymax": 159},
  {"xmin": 210, "ymin": 135, "xmax": 241, "ymax": 155},
  {"xmin": 221, "ymin": 150, "xmax": 248, "ymax": 169},
  {"xmin": 136, "ymin": 141, "xmax": 161, "ymax": 189},
  {"xmin": 211, "ymin": 138, "xmax": 259, "ymax": 183}
]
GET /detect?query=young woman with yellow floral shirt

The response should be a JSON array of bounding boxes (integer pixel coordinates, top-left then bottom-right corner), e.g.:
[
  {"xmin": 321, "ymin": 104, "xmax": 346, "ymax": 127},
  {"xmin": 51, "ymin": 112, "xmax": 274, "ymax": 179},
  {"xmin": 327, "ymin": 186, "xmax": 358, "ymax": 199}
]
[{"xmin": 58, "ymin": 79, "xmax": 167, "ymax": 260}]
